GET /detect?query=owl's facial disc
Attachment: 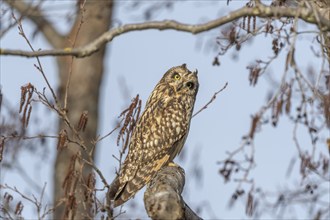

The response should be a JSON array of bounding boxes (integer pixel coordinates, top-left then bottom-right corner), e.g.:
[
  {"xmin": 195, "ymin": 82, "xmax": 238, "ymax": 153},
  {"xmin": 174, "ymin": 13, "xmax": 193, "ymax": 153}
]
[
  {"xmin": 173, "ymin": 74, "xmax": 198, "ymax": 95},
  {"xmin": 163, "ymin": 64, "xmax": 199, "ymax": 96}
]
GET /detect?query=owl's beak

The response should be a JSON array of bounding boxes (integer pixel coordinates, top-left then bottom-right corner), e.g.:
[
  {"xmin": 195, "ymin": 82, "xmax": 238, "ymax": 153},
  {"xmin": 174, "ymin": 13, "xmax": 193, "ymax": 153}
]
[{"xmin": 176, "ymin": 82, "xmax": 183, "ymax": 91}]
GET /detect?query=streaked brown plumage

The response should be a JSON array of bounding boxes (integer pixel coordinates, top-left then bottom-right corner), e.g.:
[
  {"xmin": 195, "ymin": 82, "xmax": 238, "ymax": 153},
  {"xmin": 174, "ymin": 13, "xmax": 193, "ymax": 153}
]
[{"xmin": 109, "ymin": 64, "xmax": 199, "ymax": 207}]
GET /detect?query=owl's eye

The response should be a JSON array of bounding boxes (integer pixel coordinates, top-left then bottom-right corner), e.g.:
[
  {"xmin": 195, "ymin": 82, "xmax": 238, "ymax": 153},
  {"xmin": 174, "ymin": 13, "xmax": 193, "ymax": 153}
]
[
  {"xmin": 173, "ymin": 73, "xmax": 181, "ymax": 80},
  {"xmin": 186, "ymin": 82, "xmax": 194, "ymax": 90}
]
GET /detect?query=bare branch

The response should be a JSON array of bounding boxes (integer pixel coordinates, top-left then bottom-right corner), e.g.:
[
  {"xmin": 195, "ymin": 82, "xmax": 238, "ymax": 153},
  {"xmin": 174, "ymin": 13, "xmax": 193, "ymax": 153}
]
[
  {"xmin": 4, "ymin": 0, "xmax": 63, "ymax": 48},
  {"xmin": 1, "ymin": 4, "xmax": 329, "ymax": 58}
]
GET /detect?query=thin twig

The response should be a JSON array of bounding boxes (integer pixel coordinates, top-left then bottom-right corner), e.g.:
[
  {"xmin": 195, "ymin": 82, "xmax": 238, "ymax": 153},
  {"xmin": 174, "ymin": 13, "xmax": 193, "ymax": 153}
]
[
  {"xmin": 1, "ymin": 184, "xmax": 38, "ymax": 209},
  {"xmin": 96, "ymin": 122, "xmax": 122, "ymax": 144},
  {"xmin": 193, "ymin": 82, "xmax": 228, "ymax": 118},
  {"xmin": 81, "ymin": 157, "xmax": 109, "ymax": 188},
  {"xmin": 11, "ymin": 13, "xmax": 58, "ymax": 105},
  {"xmin": 4, "ymin": 0, "xmax": 62, "ymax": 47},
  {"xmin": 64, "ymin": 0, "xmax": 86, "ymax": 110}
]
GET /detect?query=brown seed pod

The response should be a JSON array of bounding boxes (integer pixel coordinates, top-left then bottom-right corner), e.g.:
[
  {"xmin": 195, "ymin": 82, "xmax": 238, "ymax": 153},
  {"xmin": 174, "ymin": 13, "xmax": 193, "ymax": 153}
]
[
  {"xmin": 57, "ymin": 129, "xmax": 68, "ymax": 150},
  {"xmin": 77, "ymin": 110, "xmax": 88, "ymax": 132}
]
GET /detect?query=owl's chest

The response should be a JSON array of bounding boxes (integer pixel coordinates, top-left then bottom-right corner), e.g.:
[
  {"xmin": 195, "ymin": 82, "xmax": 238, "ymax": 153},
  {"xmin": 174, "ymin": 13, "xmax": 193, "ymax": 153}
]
[
  {"xmin": 155, "ymin": 98, "xmax": 190, "ymax": 126},
  {"xmin": 137, "ymin": 99, "xmax": 190, "ymax": 140}
]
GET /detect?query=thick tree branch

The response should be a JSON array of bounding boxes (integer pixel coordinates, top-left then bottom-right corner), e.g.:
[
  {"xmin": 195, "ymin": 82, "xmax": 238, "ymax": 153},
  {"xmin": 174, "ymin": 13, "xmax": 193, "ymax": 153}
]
[
  {"xmin": 144, "ymin": 164, "xmax": 202, "ymax": 220},
  {"xmin": 1, "ymin": 3, "xmax": 329, "ymax": 58},
  {"xmin": 4, "ymin": 0, "xmax": 63, "ymax": 48}
]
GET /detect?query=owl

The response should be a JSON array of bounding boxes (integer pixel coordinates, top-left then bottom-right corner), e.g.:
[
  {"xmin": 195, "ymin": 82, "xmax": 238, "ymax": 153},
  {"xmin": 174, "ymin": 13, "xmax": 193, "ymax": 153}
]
[{"xmin": 109, "ymin": 64, "xmax": 199, "ymax": 207}]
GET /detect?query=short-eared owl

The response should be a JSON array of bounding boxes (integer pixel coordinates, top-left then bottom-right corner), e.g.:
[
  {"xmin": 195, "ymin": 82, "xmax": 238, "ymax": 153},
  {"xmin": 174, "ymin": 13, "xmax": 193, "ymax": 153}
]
[{"xmin": 109, "ymin": 64, "xmax": 199, "ymax": 207}]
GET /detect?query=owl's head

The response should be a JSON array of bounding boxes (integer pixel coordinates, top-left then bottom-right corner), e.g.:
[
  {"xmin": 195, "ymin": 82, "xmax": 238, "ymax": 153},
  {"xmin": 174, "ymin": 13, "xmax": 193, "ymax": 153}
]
[{"xmin": 162, "ymin": 64, "xmax": 199, "ymax": 97}]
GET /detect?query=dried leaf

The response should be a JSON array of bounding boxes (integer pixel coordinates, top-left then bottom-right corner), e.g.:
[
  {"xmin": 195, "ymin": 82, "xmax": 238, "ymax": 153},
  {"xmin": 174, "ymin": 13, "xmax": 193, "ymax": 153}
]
[
  {"xmin": 247, "ymin": 64, "xmax": 261, "ymax": 86},
  {"xmin": 25, "ymin": 105, "xmax": 32, "ymax": 128},
  {"xmin": 247, "ymin": 16, "xmax": 251, "ymax": 33},
  {"xmin": 19, "ymin": 83, "xmax": 34, "ymax": 128},
  {"xmin": 14, "ymin": 201, "xmax": 23, "ymax": 215},
  {"xmin": 64, "ymin": 194, "xmax": 77, "ymax": 219},
  {"xmin": 249, "ymin": 114, "xmax": 260, "ymax": 139},
  {"xmin": 229, "ymin": 189, "xmax": 245, "ymax": 207},
  {"xmin": 62, "ymin": 153, "xmax": 80, "ymax": 197},
  {"xmin": 57, "ymin": 129, "xmax": 68, "ymax": 150},
  {"xmin": 19, "ymin": 86, "xmax": 26, "ymax": 113},
  {"xmin": 246, "ymin": 191, "xmax": 254, "ymax": 216},
  {"xmin": 212, "ymin": 57, "xmax": 220, "ymax": 66},
  {"xmin": 77, "ymin": 110, "xmax": 88, "ymax": 132},
  {"xmin": 285, "ymin": 85, "xmax": 292, "ymax": 114},
  {"xmin": 219, "ymin": 160, "xmax": 236, "ymax": 183},
  {"xmin": 0, "ymin": 138, "xmax": 4, "ymax": 162},
  {"xmin": 4, "ymin": 192, "xmax": 13, "ymax": 203},
  {"xmin": 117, "ymin": 94, "xmax": 142, "ymax": 154},
  {"xmin": 84, "ymin": 172, "xmax": 96, "ymax": 203},
  {"xmin": 323, "ymin": 94, "xmax": 330, "ymax": 128}
]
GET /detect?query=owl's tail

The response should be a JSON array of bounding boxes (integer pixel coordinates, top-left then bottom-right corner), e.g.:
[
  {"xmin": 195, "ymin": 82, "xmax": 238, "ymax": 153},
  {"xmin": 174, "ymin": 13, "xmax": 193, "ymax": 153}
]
[
  {"xmin": 108, "ymin": 176, "xmax": 120, "ymax": 203},
  {"xmin": 108, "ymin": 177, "xmax": 139, "ymax": 207}
]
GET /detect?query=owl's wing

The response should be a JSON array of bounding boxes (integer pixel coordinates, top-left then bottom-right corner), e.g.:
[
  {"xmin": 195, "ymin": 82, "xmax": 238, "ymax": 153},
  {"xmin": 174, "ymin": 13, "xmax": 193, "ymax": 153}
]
[{"xmin": 112, "ymin": 99, "xmax": 189, "ymax": 207}]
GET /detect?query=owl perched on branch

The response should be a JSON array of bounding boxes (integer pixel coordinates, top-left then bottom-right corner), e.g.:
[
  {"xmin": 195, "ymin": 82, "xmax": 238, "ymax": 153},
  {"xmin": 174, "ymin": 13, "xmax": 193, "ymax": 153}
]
[{"xmin": 109, "ymin": 64, "xmax": 199, "ymax": 207}]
